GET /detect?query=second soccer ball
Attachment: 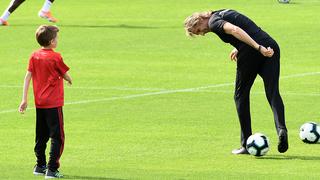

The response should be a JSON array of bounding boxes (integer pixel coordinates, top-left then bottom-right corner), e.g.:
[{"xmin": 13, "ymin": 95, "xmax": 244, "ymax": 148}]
[{"xmin": 299, "ymin": 122, "xmax": 320, "ymax": 144}]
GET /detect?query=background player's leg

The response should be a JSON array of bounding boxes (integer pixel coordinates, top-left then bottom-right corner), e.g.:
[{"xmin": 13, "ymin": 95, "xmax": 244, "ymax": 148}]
[
  {"xmin": 40, "ymin": 0, "xmax": 54, "ymax": 13},
  {"xmin": 38, "ymin": 0, "xmax": 58, "ymax": 22},
  {"xmin": 7, "ymin": 0, "xmax": 25, "ymax": 13},
  {"xmin": 0, "ymin": 0, "xmax": 25, "ymax": 25}
]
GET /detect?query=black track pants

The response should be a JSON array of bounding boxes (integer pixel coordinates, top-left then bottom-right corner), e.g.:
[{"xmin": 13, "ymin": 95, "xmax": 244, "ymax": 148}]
[
  {"xmin": 35, "ymin": 107, "xmax": 65, "ymax": 171},
  {"xmin": 234, "ymin": 41, "xmax": 287, "ymax": 147}
]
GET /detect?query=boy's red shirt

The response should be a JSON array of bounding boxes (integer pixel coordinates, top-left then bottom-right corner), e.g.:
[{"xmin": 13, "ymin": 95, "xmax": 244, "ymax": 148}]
[{"xmin": 28, "ymin": 49, "xmax": 69, "ymax": 108}]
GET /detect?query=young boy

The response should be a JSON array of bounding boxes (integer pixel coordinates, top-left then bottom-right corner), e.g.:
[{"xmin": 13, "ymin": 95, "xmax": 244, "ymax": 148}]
[
  {"xmin": 0, "ymin": 0, "xmax": 57, "ymax": 26},
  {"xmin": 19, "ymin": 25, "xmax": 72, "ymax": 179}
]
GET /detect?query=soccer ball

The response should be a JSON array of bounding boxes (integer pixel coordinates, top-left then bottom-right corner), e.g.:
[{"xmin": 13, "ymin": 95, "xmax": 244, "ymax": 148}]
[
  {"xmin": 246, "ymin": 133, "xmax": 270, "ymax": 156},
  {"xmin": 299, "ymin": 122, "xmax": 320, "ymax": 144},
  {"xmin": 278, "ymin": 0, "xmax": 290, "ymax": 3}
]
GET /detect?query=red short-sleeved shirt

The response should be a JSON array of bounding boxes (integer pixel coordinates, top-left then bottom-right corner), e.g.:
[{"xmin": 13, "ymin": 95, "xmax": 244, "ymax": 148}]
[{"xmin": 28, "ymin": 49, "xmax": 70, "ymax": 108}]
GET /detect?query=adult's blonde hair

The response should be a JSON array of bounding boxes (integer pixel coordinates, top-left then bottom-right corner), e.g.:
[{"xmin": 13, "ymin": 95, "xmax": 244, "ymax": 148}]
[{"xmin": 184, "ymin": 11, "xmax": 212, "ymax": 37}]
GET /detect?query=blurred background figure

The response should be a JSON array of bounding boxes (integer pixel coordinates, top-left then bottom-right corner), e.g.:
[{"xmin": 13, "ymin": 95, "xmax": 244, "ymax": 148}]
[{"xmin": 0, "ymin": 0, "xmax": 57, "ymax": 26}]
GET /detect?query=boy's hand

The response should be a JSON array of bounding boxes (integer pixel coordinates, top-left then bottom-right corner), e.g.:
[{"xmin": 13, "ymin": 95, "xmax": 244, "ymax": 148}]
[
  {"xmin": 66, "ymin": 79, "xmax": 72, "ymax": 86},
  {"xmin": 63, "ymin": 72, "xmax": 72, "ymax": 86},
  {"xmin": 19, "ymin": 101, "xmax": 28, "ymax": 114}
]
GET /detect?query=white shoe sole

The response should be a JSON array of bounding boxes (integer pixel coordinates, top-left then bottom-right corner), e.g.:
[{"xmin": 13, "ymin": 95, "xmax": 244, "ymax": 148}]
[
  {"xmin": 45, "ymin": 175, "xmax": 63, "ymax": 179},
  {"xmin": 33, "ymin": 172, "xmax": 45, "ymax": 176},
  {"xmin": 45, "ymin": 175, "xmax": 58, "ymax": 179}
]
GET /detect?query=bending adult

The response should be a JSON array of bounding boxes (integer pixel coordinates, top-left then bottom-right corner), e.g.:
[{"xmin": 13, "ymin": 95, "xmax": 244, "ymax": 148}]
[{"xmin": 184, "ymin": 9, "xmax": 288, "ymax": 154}]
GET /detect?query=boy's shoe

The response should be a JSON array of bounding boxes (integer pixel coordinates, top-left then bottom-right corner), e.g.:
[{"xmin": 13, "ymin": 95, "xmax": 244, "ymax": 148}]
[
  {"xmin": 0, "ymin": 18, "xmax": 9, "ymax": 26},
  {"xmin": 45, "ymin": 169, "xmax": 63, "ymax": 179},
  {"xmin": 38, "ymin": 11, "xmax": 58, "ymax": 23},
  {"xmin": 278, "ymin": 129, "xmax": 289, "ymax": 153},
  {"xmin": 33, "ymin": 165, "xmax": 47, "ymax": 175}
]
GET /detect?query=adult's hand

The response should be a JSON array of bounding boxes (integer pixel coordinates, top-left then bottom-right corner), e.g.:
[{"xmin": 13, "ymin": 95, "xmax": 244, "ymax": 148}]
[
  {"xmin": 259, "ymin": 46, "xmax": 274, "ymax": 57},
  {"xmin": 229, "ymin": 48, "xmax": 238, "ymax": 61}
]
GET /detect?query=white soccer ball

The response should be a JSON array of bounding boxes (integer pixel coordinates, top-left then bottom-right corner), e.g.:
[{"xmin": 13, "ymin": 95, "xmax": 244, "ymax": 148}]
[
  {"xmin": 299, "ymin": 122, "xmax": 320, "ymax": 144},
  {"xmin": 278, "ymin": 0, "xmax": 290, "ymax": 3},
  {"xmin": 246, "ymin": 133, "xmax": 270, "ymax": 156}
]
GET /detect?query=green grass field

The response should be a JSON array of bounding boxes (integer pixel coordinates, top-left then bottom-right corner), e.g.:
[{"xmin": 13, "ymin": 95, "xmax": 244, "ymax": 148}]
[{"xmin": 1, "ymin": 0, "xmax": 320, "ymax": 179}]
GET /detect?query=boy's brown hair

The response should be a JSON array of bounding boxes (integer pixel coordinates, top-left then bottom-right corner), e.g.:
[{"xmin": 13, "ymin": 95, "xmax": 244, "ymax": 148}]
[{"xmin": 35, "ymin": 25, "xmax": 59, "ymax": 47}]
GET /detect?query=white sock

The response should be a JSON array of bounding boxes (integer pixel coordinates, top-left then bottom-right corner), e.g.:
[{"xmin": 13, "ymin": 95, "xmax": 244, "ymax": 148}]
[
  {"xmin": 1, "ymin": 0, "xmax": 15, "ymax": 21},
  {"xmin": 0, "ymin": 10, "xmax": 10, "ymax": 21},
  {"xmin": 40, "ymin": 0, "xmax": 52, "ymax": 12}
]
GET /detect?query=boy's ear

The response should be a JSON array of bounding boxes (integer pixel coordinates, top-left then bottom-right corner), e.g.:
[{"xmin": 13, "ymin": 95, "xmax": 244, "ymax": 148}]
[{"xmin": 49, "ymin": 38, "xmax": 55, "ymax": 45}]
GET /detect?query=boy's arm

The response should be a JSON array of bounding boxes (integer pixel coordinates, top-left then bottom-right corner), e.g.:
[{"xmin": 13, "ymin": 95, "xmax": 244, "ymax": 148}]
[
  {"xmin": 19, "ymin": 71, "xmax": 32, "ymax": 114},
  {"xmin": 63, "ymin": 72, "xmax": 72, "ymax": 85}
]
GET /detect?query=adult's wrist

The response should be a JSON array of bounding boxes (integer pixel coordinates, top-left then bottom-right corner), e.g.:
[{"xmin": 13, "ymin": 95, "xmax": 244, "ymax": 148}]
[{"xmin": 257, "ymin": 45, "xmax": 262, "ymax": 52}]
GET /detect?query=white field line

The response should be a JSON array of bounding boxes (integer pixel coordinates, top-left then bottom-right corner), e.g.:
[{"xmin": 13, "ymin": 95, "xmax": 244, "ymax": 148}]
[
  {"xmin": 64, "ymin": 82, "xmax": 235, "ymax": 105},
  {"xmin": 195, "ymin": 90, "xmax": 320, "ymax": 96},
  {"xmin": 280, "ymin": 72, "xmax": 320, "ymax": 79},
  {"xmin": 1, "ymin": 71, "xmax": 319, "ymax": 91},
  {"xmin": 0, "ymin": 85, "xmax": 21, "ymax": 88},
  {"xmin": 0, "ymin": 82, "xmax": 234, "ymax": 114},
  {"xmin": 71, "ymin": 87, "xmax": 167, "ymax": 91},
  {"xmin": 1, "ymin": 71, "xmax": 319, "ymax": 114},
  {"xmin": 0, "ymin": 85, "xmax": 166, "ymax": 91},
  {"xmin": 0, "ymin": 109, "xmax": 21, "ymax": 114},
  {"xmin": 6, "ymin": 91, "xmax": 319, "ymax": 115}
]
